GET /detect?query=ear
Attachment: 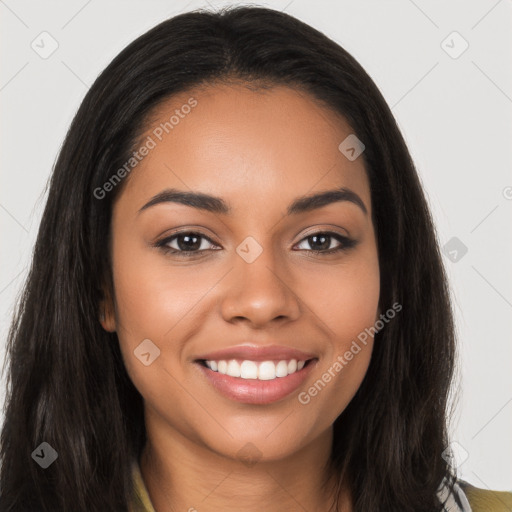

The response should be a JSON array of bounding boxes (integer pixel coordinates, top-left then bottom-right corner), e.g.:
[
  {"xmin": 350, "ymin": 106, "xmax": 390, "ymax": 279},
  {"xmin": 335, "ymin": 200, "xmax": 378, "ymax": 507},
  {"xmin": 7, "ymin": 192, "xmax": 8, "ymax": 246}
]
[{"xmin": 99, "ymin": 285, "xmax": 116, "ymax": 333}]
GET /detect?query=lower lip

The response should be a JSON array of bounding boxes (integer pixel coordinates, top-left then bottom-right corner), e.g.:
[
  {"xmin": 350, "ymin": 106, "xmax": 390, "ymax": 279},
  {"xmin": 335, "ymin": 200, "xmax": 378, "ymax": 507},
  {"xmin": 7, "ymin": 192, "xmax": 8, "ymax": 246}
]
[{"xmin": 196, "ymin": 360, "xmax": 317, "ymax": 405}]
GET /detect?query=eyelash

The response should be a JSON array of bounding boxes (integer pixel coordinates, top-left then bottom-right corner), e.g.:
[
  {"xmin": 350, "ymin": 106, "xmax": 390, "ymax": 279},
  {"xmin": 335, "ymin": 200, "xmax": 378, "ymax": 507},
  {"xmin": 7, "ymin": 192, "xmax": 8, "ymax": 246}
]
[{"xmin": 155, "ymin": 230, "xmax": 357, "ymax": 258}]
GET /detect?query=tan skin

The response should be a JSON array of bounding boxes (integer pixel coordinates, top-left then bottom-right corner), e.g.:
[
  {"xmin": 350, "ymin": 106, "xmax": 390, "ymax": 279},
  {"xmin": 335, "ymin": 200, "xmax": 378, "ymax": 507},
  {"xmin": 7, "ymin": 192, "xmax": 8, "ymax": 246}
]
[{"xmin": 101, "ymin": 83, "xmax": 380, "ymax": 511}]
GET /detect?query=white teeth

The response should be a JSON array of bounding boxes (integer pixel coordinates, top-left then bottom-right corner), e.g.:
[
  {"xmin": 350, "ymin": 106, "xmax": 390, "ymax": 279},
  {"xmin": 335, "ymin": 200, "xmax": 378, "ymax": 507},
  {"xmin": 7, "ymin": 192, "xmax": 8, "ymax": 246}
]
[
  {"xmin": 240, "ymin": 360, "xmax": 258, "ymax": 379},
  {"xmin": 226, "ymin": 360, "xmax": 241, "ymax": 378},
  {"xmin": 258, "ymin": 361, "xmax": 276, "ymax": 380},
  {"xmin": 217, "ymin": 360, "xmax": 228, "ymax": 374},
  {"xmin": 275, "ymin": 360, "xmax": 288, "ymax": 377},
  {"xmin": 204, "ymin": 358, "xmax": 310, "ymax": 380}
]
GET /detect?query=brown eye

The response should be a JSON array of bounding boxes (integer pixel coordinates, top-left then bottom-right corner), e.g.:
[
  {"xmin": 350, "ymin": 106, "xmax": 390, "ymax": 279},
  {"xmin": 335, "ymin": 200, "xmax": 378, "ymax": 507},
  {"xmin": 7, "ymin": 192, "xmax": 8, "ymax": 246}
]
[
  {"xmin": 157, "ymin": 231, "xmax": 218, "ymax": 256},
  {"xmin": 295, "ymin": 231, "xmax": 357, "ymax": 254},
  {"xmin": 306, "ymin": 233, "xmax": 332, "ymax": 251},
  {"xmin": 173, "ymin": 233, "xmax": 202, "ymax": 251}
]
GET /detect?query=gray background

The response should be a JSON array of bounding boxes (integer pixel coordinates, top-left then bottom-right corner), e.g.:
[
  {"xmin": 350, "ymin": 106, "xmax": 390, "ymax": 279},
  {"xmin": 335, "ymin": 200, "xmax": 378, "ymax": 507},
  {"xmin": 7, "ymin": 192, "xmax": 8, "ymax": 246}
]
[{"xmin": 1, "ymin": 0, "xmax": 511, "ymax": 490}]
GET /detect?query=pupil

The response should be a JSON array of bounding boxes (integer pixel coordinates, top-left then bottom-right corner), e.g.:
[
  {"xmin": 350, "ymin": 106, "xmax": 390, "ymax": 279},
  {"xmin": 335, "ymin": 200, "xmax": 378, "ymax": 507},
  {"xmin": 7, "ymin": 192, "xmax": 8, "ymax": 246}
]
[
  {"xmin": 310, "ymin": 234, "xmax": 329, "ymax": 250},
  {"xmin": 178, "ymin": 234, "xmax": 200, "ymax": 251}
]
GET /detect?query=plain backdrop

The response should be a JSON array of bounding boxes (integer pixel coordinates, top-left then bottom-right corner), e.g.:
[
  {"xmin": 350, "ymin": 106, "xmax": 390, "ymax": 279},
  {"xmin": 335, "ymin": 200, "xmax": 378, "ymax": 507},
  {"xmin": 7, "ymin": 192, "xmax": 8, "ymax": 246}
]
[{"xmin": 1, "ymin": 0, "xmax": 511, "ymax": 491}]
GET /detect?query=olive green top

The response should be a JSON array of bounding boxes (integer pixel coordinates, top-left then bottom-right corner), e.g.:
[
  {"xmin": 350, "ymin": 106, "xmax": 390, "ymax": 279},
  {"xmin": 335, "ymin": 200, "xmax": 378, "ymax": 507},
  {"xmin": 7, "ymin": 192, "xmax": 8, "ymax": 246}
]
[
  {"xmin": 130, "ymin": 460, "xmax": 512, "ymax": 511},
  {"xmin": 460, "ymin": 480, "xmax": 512, "ymax": 511}
]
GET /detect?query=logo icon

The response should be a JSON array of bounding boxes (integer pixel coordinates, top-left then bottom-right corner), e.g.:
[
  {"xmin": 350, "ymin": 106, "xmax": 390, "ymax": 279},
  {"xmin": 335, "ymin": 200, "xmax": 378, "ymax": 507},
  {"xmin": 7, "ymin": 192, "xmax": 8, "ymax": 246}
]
[
  {"xmin": 441, "ymin": 31, "xmax": 469, "ymax": 60},
  {"xmin": 31, "ymin": 32, "xmax": 59, "ymax": 59},
  {"xmin": 441, "ymin": 441, "xmax": 469, "ymax": 469},
  {"xmin": 442, "ymin": 237, "xmax": 468, "ymax": 263},
  {"xmin": 338, "ymin": 134, "xmax": 365, "ymax": 161},
  {"xmin": 134, "ymin": 339, "xmax": 161, "ymax": 366},
  {"xmin": 237, "ymin": 442, "xmax": 263, "ymax": 467},
  {"xmin": 236, "ymin": 236, "xmax": 263, "ymax": 263},
  {"xmin": 31, "ymin": 442, "xmax": 58, "ymax": 469}
]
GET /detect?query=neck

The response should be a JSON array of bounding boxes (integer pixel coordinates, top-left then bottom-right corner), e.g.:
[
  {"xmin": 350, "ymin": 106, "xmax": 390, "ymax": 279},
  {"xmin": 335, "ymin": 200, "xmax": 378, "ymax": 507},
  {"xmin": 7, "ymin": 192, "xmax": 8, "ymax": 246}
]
[{"xmin": 139, "ymin": 419, "xmax": 352, "ymax": 511}]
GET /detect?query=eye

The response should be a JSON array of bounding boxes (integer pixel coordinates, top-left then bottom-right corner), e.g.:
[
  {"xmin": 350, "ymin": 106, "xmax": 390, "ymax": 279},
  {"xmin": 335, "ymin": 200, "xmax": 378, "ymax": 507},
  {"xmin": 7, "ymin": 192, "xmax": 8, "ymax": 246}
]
[
  {"xmin": 156, "ymin": 231, "xmax": 219, "ymax": 257},
  {"xmin": 294, "ymin": 231, "xmax": 357, "ymax": 255}
]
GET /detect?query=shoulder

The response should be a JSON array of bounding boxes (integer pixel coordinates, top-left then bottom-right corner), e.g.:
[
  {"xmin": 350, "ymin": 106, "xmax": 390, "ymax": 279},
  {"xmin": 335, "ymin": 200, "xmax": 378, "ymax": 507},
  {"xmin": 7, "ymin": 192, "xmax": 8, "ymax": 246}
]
[{"xmin": 459, "ymin": 480, "xmax": 512, "ymax": 511}]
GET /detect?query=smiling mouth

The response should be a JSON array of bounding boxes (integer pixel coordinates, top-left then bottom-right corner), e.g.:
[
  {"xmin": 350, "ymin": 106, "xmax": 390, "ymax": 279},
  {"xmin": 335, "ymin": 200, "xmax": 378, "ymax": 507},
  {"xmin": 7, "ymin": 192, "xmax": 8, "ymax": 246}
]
[
  {"xmin": 195, "ymin": 356, "xmax": 318, "ymax": 404},
  {"xmin": 197, "ymin": 358, "xmax": 316, "ymax": 381}
]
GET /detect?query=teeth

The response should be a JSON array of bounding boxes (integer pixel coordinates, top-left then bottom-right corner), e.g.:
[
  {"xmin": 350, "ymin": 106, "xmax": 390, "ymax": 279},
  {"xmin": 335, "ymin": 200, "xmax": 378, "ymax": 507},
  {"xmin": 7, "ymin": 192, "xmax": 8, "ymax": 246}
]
[
  {"xmin": 240, "ymin": 360, "xmax": 258, "ymax": 379},
  {"xmin": 275, "ymin": 360, "xmax": 288, "ymax": 378},
  {"xmin": 227, "ymin": 360, "xmax": 241, "ymax": 377},
  {"xmin": 204, "ymin": 358, "xmax": 309, "ymax": 380},
  {"xmin": 258, "ymin": 361, "xmax": 276, "ymax": 380},
  {"xmin": 217, "ymin": 360, "xmax": 228, "ymax": 374}
]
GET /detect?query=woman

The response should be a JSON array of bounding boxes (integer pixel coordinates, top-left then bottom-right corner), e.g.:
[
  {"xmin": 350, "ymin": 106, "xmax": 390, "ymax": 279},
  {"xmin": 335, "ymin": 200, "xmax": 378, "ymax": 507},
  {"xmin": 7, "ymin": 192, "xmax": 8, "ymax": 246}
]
[{"xmin": 1, "ymin": 6, "xmax": 510, "ymax": 511}]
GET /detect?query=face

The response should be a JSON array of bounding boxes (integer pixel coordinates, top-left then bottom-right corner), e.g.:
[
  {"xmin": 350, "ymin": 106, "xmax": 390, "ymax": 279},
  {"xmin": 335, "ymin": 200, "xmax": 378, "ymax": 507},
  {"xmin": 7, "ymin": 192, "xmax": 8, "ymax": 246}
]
[{"xmin": 102, "ymin": 83, "xmax": 380, "ymax": 462}]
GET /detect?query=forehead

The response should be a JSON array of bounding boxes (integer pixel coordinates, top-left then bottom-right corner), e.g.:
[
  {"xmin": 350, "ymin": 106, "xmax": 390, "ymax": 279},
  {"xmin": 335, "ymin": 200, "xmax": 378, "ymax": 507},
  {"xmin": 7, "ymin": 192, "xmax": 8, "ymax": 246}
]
[{"xmin": 119, "ymin": 83, "xmax": 370, "ymax": 217}]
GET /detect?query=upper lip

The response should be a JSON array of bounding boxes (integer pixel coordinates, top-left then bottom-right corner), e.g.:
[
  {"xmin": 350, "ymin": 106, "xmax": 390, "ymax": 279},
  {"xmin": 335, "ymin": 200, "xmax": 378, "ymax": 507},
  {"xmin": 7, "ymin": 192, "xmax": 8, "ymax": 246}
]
[{"xmin": 195, "ymin": 344, "xmax": 317, "ymax": 362}]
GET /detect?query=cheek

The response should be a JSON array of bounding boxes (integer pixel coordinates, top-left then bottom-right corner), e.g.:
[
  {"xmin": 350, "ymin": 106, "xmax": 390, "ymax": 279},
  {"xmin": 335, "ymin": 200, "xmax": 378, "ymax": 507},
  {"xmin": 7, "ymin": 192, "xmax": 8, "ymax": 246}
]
[
  {"xmin": 111, "ymin": 243, "xmax": 208, "ymax": 337},
  {"xmin": 296, "ymin": 247, "xmax": 379, "ymax": 418},
  {"xmin": 109, "ymin": 247, "xmax": 208, "ymax": 409},
  {"xmin": 330, "ymin": 270, "xmax": 380, "ymax": 345},
  {"xmin": 302, "ymin": 246, "xmax": 380, "ymax": 345}
]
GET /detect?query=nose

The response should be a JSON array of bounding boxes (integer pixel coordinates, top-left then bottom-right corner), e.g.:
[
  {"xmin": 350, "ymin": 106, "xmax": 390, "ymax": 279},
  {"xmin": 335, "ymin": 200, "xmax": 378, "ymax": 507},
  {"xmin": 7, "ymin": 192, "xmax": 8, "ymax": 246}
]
[{"xmin": 219, "ymin": 243, "xmax": 301, "ymax": 328}]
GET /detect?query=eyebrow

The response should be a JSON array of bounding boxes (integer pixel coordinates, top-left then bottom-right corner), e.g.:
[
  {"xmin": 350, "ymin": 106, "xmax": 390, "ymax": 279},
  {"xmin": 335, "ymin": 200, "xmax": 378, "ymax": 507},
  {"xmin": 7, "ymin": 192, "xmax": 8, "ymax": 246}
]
[{"xmin": 138, "ymin": 186, "xmax": 368, "ymax": 216}]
